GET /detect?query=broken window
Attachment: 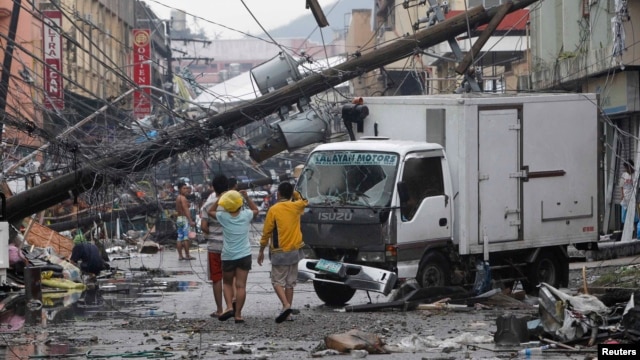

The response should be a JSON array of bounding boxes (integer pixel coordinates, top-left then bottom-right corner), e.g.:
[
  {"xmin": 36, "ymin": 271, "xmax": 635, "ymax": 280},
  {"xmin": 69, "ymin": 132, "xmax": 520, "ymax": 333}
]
[{"xmin": 297, "ymin": 151, "xmax": 399, "ymax": 207}]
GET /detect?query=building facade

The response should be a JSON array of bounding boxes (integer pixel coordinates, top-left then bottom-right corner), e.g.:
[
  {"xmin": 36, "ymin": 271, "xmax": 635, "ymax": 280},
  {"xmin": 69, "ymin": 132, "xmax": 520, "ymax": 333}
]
[
  {"xmin": 530, "ymin": 0, "xmax": 640, "ymax": 232},
  {"xmin": 0, "ymin": 0, "xmax": 44, "ymax": 168},
  {"xmin": 0, "ymin": 0, "xmax": 173, "ymax": 190}
]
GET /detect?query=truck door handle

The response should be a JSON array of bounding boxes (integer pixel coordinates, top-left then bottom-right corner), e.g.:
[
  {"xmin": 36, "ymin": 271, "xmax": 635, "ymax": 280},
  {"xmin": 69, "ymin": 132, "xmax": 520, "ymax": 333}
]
[
  {"xmin": 504, "ymin": 207, "xmax": 520, "ymax": 219},
  {"xmin": 439, "ymin": 218, "xmax": 447, "ymax": 226}
]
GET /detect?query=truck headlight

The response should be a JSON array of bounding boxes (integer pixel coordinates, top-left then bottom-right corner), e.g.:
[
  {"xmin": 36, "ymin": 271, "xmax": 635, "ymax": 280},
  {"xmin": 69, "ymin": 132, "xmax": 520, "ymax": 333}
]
[{"xmin": 358, "ymin": 251, "xmax": 385, "ymax": 262}]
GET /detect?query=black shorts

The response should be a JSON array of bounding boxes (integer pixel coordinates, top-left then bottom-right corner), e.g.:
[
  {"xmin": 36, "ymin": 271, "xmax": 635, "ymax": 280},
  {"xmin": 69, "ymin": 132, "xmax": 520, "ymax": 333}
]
[{"xmin": 222, "ymin": 255, "xmax": 252, "ymax": 272}]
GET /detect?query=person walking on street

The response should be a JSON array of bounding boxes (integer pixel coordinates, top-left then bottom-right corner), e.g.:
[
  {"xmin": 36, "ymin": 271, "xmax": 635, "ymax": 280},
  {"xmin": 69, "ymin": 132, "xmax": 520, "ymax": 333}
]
[
  {"xmin": 200, "ymin": 175, "xmax": 229, "ymax": 318},
  {"xmin": 257, "ymin": 182, "xmax": 308, "ymax": 323},
  {"xmin": 209, "ymin": 190, "xmax": 259, "ymax": 323},
  {"xmin": 176, "ymin": 182, "xmax": 196, "ymax": 260}
]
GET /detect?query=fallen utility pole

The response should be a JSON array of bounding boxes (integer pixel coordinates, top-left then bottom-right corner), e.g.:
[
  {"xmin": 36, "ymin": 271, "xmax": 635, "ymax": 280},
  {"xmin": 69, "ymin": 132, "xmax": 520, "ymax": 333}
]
[
  {"xmin": 5, "ymin": 0, "xmax": 538, "ymax": 224},
  {"xmin": 2, "ymin": 89, "xmax": 136, "ymax": 179},
  {"xmin": 46, "ymin": 203, "xmax": 160, "ymax": 232}
]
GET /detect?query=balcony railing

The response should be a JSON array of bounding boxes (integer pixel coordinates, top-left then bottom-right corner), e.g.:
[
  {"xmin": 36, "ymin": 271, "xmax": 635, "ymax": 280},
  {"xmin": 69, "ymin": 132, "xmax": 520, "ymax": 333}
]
[{"xmin": 530, "ymin": 47, "xmax": 613, "ymax": 90}]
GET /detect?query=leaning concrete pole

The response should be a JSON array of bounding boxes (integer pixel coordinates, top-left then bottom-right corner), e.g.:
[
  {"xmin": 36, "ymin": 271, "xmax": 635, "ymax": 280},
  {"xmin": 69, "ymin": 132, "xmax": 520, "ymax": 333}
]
[{"xmin": 5, "ymin": 0, "xmax": 539, "ymax": 223}]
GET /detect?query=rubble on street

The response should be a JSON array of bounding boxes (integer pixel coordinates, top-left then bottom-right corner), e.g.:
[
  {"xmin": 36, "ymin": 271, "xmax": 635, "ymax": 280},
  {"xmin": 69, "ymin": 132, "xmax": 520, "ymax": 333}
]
[{"xmin": 2, "ymin": 225, "xmax": 639, "ymax": 359}]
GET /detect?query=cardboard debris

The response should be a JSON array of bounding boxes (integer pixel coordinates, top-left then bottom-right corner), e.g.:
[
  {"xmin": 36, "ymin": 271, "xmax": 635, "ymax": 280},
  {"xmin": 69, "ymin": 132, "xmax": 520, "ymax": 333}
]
[
  {"xmin": 24, "ymin": 220, "xmax": 73, "ymax": 258},
  {"xmin": 139, "ymin": 240, "xmax": 161, "ymax": 254},
  {"xmin": 137, "ymin": 228, "xmax": 161, "ymax": 254},
  {"xmin": 325, "ymin": 329, "xmax": 387, "ymax": 354}
]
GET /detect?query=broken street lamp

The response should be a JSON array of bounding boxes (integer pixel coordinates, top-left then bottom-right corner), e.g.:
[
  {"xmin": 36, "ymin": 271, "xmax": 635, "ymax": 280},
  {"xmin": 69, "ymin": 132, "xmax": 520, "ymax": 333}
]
[
  {"xmin": 250, "ymin": 51, "xmax": 304, "ymax": 95},
  {"xmin": 246, "ymin": 108, "xmax": 329, "ymax": 163}
]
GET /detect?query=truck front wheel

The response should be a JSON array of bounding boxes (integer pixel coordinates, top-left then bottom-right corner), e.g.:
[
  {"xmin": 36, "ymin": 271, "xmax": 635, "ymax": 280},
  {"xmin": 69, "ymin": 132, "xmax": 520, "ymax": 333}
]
[
  {"xmin": 525, "ymin": 250, "xmax": 561, "ymax": 293},
  {"xmin": 313, "ymin": 281, "xmax": 356, "ymax": 306},
  {"xmin": 417, "ymin": 252, "xmax": 450, "ymax": 288}
]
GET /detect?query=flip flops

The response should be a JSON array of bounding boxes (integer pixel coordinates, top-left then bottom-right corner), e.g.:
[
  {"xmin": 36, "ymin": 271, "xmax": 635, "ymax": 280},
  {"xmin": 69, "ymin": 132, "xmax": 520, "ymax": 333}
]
[
  {"xmin": 185, "ymin": 256, "xmax": 196, "ymax": 260},
  {"xmin": 218, "ymin": 310, "xmax": 235, "ymax": 321},
  {"xmin": 275, "ymin": 308, "xmax": 293, "ymax": 323},
  {"xmin": 234, "ymin": 319, "xmax": 245, "ymax": 324}
]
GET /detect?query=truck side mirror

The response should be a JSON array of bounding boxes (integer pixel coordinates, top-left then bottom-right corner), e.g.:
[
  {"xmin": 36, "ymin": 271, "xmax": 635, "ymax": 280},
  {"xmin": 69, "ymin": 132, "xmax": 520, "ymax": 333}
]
[{"xmin": 397, "ymin": 182, "xmax": 409, "ymax": 204}]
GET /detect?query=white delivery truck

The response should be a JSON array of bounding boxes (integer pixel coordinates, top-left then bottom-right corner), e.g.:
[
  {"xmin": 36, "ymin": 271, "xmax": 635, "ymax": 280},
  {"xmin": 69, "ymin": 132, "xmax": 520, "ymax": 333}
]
[{"xmin": 296, "ymin": 93, "xmax": 601, "ymax": 306}]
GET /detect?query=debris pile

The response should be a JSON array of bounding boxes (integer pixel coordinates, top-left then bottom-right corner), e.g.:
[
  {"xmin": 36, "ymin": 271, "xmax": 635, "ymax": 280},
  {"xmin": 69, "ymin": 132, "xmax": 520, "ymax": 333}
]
[{"xmin": 314, "ymin": 280, "xmax": 638, "ymax": 358}]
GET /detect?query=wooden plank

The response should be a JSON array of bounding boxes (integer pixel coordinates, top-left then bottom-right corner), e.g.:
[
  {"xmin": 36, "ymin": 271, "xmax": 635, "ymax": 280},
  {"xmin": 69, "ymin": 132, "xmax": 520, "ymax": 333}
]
[{"xmin": 24, "ymin": 221, "xmax": 74, "ymax": 258}]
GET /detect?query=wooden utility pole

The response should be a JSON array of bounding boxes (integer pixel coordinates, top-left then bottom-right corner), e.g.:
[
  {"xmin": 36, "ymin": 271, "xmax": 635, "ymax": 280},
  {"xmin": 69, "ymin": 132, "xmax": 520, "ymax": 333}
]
[{"xmin": 4, "ymin": 0, "xmax": 538, "ymax": 223}]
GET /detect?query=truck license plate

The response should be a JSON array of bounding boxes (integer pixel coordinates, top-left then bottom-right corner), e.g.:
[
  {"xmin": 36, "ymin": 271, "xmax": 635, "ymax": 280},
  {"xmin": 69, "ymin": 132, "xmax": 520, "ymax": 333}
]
[{"xmin": 315, "ymin": 259, "xmax": 346, "ymax": 276}]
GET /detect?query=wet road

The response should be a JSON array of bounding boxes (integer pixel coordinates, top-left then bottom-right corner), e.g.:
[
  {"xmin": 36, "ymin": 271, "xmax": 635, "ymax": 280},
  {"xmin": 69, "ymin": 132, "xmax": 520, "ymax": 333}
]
[{"xmin": 1, "ymin": 227, "xmax": 629, "ymax": 359}]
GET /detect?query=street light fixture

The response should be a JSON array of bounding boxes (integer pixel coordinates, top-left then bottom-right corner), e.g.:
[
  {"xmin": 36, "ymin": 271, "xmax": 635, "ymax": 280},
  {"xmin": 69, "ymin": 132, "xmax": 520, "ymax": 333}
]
[{"xmin": 246, "ymin": 51, "xmax": 330, "ymax": 163}]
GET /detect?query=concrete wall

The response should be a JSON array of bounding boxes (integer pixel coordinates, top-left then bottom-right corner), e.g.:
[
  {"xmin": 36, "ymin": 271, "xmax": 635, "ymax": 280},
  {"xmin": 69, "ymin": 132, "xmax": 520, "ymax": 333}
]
[
  {"xmin": 530, "ymin": 0, "xmax": 640, "ymax": 89},
  {"xmin": 345, "ymin": 9, "xmax": 379, "ymax": 96}
]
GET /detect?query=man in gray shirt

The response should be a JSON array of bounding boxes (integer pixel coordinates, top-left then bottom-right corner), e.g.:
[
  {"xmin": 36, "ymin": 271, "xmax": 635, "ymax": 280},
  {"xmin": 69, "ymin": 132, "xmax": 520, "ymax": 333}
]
[{"xmin": 200, "ymin": 175, "xmax": 229, "ymax": 317}]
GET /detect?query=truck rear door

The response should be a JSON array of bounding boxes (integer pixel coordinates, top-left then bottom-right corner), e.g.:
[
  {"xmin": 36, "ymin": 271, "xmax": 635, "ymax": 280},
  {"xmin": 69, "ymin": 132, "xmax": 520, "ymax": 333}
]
[{"xmin": 478, "ymin": 108, "xmax": 521, "ymax": 243}]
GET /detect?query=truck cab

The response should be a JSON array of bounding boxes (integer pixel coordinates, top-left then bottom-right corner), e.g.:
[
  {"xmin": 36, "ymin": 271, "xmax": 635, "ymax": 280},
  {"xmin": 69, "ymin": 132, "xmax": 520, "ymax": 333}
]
[{"xmin": 296, "ymin": 140, "xmax": 454, "ymax": 305}]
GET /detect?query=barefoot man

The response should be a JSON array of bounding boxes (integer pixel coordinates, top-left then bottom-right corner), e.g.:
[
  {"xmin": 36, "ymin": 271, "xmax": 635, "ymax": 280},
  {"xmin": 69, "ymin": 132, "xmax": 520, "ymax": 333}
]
[{"xmin": 176, "ymin": 182, "xmax": 196, "ymax": 260}]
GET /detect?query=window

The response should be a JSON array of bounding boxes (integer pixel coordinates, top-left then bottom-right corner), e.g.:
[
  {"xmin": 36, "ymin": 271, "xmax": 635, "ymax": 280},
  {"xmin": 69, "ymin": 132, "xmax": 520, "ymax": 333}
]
[
  {"xmin": 297, "ymin": 151, "xmax": 399, "ymax": 207},
  {"xmin": 400, "ymin": 156, "xmax": 444, "ymax": 221}
]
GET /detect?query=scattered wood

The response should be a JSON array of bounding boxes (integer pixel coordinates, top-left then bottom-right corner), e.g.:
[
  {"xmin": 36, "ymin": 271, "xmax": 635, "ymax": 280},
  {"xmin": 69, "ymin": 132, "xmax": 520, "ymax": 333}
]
[
  {"xmin": 479, "ymin": 292, "xmax": 535, "ymax": 310},
  {"xmin": 541, "ymin": 337, "xmax": 578, "ymax": 350},
  {"xmin": 417, "ymin": 302, "xmax": 470, "ymax": 311},
  {"xmin": 24, "ymin": 220, "xmax": 73, "ymax": 258}
]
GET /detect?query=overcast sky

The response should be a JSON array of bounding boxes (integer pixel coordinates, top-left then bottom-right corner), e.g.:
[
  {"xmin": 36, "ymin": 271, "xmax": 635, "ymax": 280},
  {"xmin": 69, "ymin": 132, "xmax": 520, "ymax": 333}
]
[{"xmin": 145, "ymin": 0, "xmax": 341, "ymax": 39}]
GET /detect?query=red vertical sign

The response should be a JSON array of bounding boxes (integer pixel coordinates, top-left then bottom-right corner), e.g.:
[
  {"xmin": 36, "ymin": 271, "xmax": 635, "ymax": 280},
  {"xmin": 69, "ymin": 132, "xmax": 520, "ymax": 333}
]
[
  {"xmin": 133, "ymin": 29, "xmax": 152, "ymax": 119},
  {"xmin": 43, "ymin": 10, "xmax": 64, "ymax": 110}
]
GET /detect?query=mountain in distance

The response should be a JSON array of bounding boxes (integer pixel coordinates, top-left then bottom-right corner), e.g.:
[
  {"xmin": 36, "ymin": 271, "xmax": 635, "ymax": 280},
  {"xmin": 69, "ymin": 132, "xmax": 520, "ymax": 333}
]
[{"xmin": 260, "ymin": 0, "xmax": 373, "ymax": 43}]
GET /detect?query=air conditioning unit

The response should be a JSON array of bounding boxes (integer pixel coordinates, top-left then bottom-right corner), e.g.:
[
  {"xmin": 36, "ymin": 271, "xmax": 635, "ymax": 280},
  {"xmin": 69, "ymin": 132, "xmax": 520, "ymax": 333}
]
[{"xmin": 517, "ymin": 75, "xmax": 530, "ymax": 91}]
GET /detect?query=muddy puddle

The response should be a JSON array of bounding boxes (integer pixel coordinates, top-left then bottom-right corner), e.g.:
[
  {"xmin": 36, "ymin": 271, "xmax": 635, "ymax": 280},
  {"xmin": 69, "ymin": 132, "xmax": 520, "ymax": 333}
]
[{"xmin": 0, "ymin": 269, "xmax": 201, "ymax": 359}]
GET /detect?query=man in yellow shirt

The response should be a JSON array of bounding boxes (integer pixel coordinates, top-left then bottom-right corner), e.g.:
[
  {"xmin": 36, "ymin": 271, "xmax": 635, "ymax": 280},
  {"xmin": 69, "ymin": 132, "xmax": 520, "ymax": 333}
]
[{"xmin": 258, "ymin": 182, "xmax": 308, "ymax": 323}]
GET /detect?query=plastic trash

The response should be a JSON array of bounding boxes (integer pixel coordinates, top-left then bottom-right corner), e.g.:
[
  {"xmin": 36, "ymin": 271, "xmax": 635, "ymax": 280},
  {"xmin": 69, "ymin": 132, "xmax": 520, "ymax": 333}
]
[{"xmin": 518, "ymin": 345, "xmax": 551, "ymax": 357}]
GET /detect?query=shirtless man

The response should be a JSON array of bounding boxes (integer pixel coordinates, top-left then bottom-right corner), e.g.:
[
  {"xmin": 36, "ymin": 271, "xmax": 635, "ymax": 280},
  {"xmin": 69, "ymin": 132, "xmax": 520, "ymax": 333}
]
[{"xmin": 175, "ymin": 182, "xmax": 196, "ymax": 260}]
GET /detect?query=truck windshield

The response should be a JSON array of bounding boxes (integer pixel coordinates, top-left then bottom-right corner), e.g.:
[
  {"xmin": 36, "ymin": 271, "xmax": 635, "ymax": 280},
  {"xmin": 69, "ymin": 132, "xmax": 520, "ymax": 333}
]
[{"xmin": 297, "ymin": 151, "xmax": 399, "ymax": 207}]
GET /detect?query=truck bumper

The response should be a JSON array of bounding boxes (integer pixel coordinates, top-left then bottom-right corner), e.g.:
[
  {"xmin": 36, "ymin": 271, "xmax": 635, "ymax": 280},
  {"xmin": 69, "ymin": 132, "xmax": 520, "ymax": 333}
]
[{"xmin": 298, "ymin": 259, "xmax": 397, "ymax": 295}]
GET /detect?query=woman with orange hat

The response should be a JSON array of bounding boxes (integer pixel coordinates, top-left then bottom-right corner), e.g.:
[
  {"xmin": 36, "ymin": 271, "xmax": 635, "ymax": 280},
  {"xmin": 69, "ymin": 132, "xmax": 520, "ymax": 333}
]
[{"xmin": 208, "ymin": 189, "xmax": 259, "ymax": 323}]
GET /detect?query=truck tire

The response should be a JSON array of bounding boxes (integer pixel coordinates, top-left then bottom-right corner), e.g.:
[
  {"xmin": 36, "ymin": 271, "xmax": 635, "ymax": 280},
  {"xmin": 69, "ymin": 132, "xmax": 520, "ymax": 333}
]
[
  {"xmin": 313, "ymin": 281, "xmax": 356, "ymax": 306},
  {"xmin": 417, "ymin": 252, "xmax": 450, "ymax": 288},
  {"xmin": 525, "ymin": 250, "xmax": 561, "ymax": 293}
]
